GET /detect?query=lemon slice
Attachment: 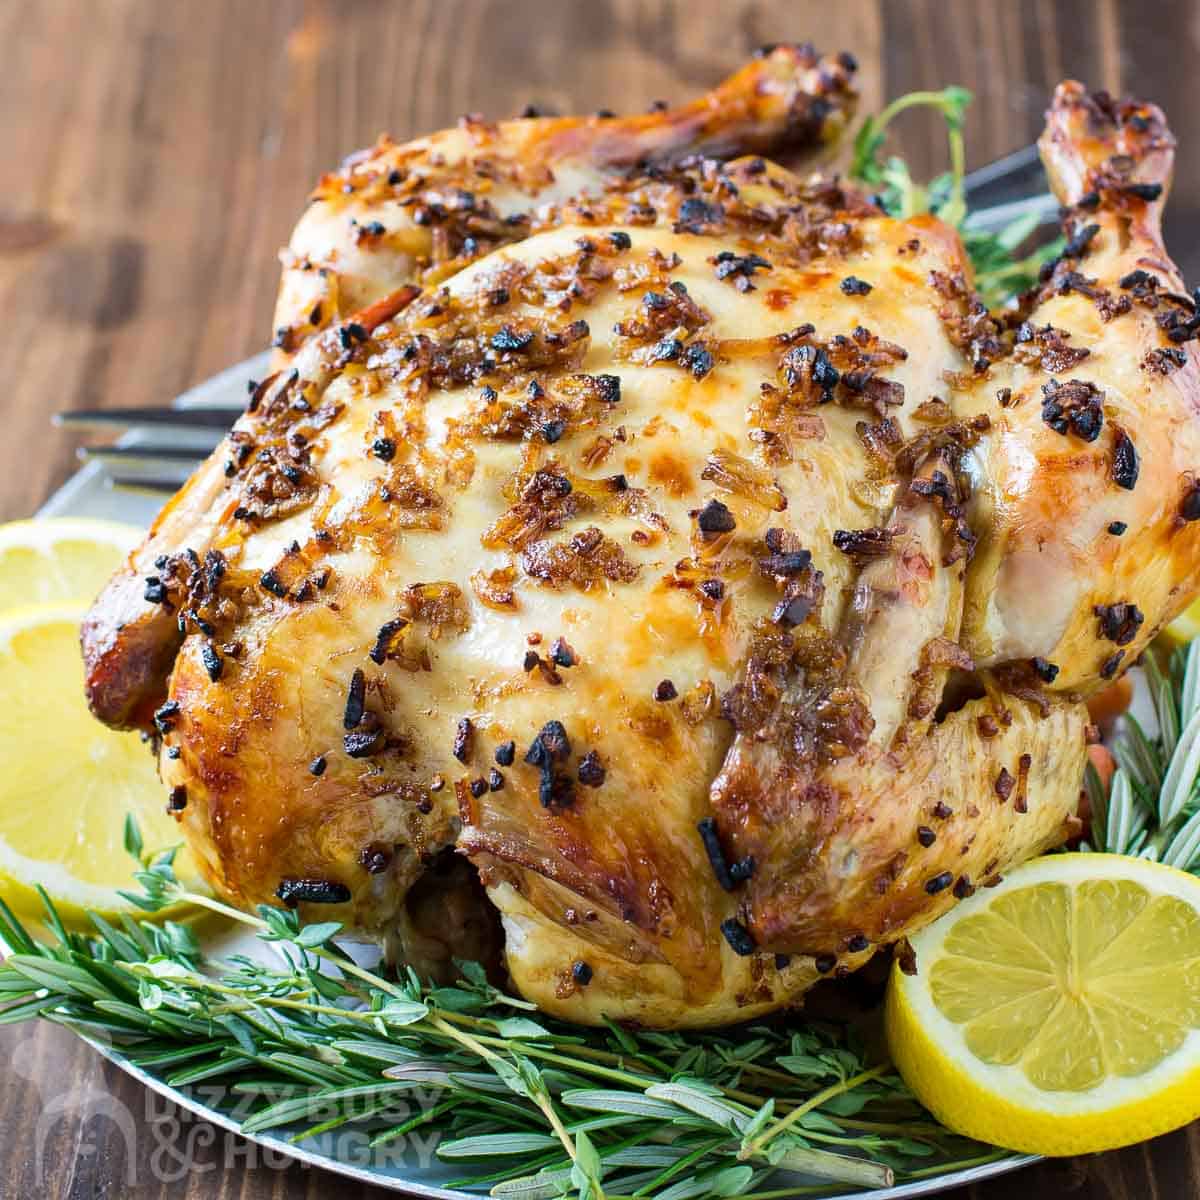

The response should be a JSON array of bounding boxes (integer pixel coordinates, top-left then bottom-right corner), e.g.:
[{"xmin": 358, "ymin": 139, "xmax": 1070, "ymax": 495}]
[
  {"xmin": 886, "ymin": 853, "xmax": 1200, "ymax": 1155},
  {"xmin": 0, "ymin": 602, "xmax": 198, "ymax": 928},
  {"xmin": 1162, "ymin": 596, "xmax": 1200, "ymax": 651},
  {"xmin": 0, "ymin": 517, "xmax": 139, "ymax": 613}
]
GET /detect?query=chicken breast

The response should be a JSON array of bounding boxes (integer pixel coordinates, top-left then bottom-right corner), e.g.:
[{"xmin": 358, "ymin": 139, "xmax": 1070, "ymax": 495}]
[{"xmin": 81, "ymin": 54, "xmax": 1200, "ymax": 1027}]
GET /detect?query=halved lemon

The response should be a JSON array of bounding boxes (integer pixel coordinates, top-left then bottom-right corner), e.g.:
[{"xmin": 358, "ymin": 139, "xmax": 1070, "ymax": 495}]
[
  {"xmin": 0, "ymin": 602, "xmax": 198, "ymax": 928},
  {"xmin": 886, "ymin": 853, "xmax": 1200, "ymax": 1155},
  {"xmin": 0, "ymin": 517, "xmax": 138, "ymax": 613}
]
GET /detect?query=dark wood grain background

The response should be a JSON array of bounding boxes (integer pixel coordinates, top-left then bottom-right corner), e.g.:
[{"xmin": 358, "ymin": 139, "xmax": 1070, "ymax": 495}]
[{"xmin": 2, "ymin": 1, "xmax": 1199, "ymax": 1196}]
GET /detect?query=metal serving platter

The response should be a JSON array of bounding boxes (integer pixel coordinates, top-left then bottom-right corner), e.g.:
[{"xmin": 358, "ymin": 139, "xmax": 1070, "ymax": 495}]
[{"xmin": 38, "ymin": 355, "xmax": 1035, "ymax": 1198}]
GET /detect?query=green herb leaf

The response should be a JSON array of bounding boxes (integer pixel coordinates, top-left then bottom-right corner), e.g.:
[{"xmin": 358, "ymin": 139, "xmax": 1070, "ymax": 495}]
[
  {"xmin": 438, "ymin": 1132, "xmax": 562, "ymax": 1159},
  {"xmin": 293, "ymin": 921, "xmax": 343, "ymax": 949},
  {"xmin": 123, "ymin": 814, "xmax": 144, "ymax": 862}
]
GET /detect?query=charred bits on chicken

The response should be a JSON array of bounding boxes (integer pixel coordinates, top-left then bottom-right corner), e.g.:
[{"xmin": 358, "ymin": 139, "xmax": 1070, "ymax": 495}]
[
  {"xmin": 719, "ymin": 917, "xmax": 756, "ymax": 957},
  {"xmin": 924, "ymin": 871, "xmax": 954, "ymax": 895},
  {"xmin": 577, "ymin": 750, "xmax": 605, "ymax": 788},
  {"xmin": 1181, "ymin": 481, "xmax": 1200, "ymax": 522},
  {"xmin": 1094, "ymin": 601, "xmax": 1145, "ymax": 645},
  {"xmin": 1040, "ymin": 379, "xmax": 1104, "ymax": 441},
  {"xmin": 548, "ymin": 637, "xmax": 577, "ymax": 668},
  {"xmin": 200, "ymin": 641, "xmax": 223, "ymax": 682},
  {"xmin": 697, "ymin": 817, "xmax": 755, "ymax": 892},
  {"xmin": 343, "ymin": 668, "xmax": 367, "ymax": 730},
  {"xmin": 370, "ymin": 618, "xmax": 409, "ymax": 665},
  {"xmin": 341, "ymin": 668, "xmax": 386, "ymax": 758},
  {"xmin": 695, "ymin": 499, "xmax": 736, "ymax": 537},
  {"xmin": 1111, "ymin": 426, "xmax": 1141, "ymax": 490},
  {"xmin": 344, "ymin": 722, "xmax": 385, "ymax": 758},
  {"xmin": 1031, "ymin": 657, "xmax": 1060, "ymax": 684},
  {"xmin": 452, "ymin": 717, "xmax": 475, "ymax": 763},
  {"xmin": 276, "ymin": 877, "xmax": 352, "ymax": 907},
  {"xmin": 490, "ymin": 325, "xmax": 535, "ymax": 354},
  {"xmin": 1061, "ymin": 222, "xmax": 1101, "ymax": 259},
  {"xmin": 358, "ymin": 844, "xmax": 393, "ymax": 874},
  {"xmin": 259, "ymin": 569, "xmax": 288, "ymax": 598},
  {"xmin": 525, "ymin": 720, "xmax": 574, "ymax": 808},
  {"xmin": 523, "ymin": 649, "xmax": 563, "ymax": 686},
  {"xmin": 674, "ymin": 197, "xmax": 725, "ymax": 235},
  {"xmin": 994, "ymin": 768, "xmax": 1015, "ymax": 802},
  {"xmin": 832, "ymin": 527, "xmax": 893, "ymax": 565},
  {"xmin": 154, "ymin": 700, "xmax": 180, "ymax": 735},
  {"xmin": 711, "ymin": 250, "xmax": 771, "ymax": 292},
  {"xmin": 781, "ymin": 341, "xmax": 839, "ymax": 403},
  {"xmin": 953, "ymin": 876, "xmax": 976, "ymax": 900},
  {"xmin": 1100, "ymin": 651, "xmax": 1125, "ymax": 680}
]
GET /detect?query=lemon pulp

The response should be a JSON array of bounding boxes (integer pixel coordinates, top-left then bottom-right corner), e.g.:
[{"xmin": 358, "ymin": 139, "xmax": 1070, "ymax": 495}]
[
  {"xmin": 931, "ymin": 878, "xmax": 1200, "ymax": 1090},
  {"xmin": 0, "ymin": 517, "xmax": 138, "ymax": 611},
  {"xmin": 0, "ymin": 603, "xmax": 196, "ymax": 926}
]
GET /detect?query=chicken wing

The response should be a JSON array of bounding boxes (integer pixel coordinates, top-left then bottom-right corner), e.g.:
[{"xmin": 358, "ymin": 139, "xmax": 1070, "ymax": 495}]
[{"xmin": 270, "ymin": 45, "xmax": 858, "ymax": 368}]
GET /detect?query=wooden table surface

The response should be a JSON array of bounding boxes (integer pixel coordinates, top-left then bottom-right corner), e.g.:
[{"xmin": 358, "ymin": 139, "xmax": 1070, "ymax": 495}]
[{"xmin": 2, "ymin": 1, "xmax": 1199, "ymax": 1196}]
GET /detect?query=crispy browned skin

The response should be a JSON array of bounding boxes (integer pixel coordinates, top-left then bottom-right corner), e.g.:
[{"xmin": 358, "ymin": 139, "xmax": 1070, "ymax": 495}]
[
  {"xmin": 81, "ymin": 64, "xmax": 1200, "ymax": 1027},
  {"xmin": 960, "ymin": 84, "xmax": 1200, "ymax": 689},
  {"xmin": 268, "ymin": 45, "xmax": 857, "ymax": 368},
  {"xmin": 84, "ymin": 45, "xmax": 855, "ymax": 732},
  {"xmin": 714, "ymin": 84, "xmax": 1200, "ymax": 962},
  {"xmin": 80, "ymin": 286, "xmax": 421, "ymax": 728}
]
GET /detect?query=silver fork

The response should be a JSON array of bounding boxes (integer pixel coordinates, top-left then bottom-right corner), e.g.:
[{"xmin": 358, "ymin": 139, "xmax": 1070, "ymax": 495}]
[
  {"xmin": 53, "ymin": 352, "xmax": 270, "ymax": 493},
  {"xmin": 54, "ymin": 148, "xmax": 1057, "ymax": 495}
]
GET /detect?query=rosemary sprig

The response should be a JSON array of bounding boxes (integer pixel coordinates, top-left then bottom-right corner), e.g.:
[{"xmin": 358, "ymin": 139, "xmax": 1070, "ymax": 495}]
[
  {"xmin": 1086, "ymin": 640, "xmax": 1200, "ymax": 872},
  {"xmin": 0, "ymin": 827, "xmax": 993, "ymax": 1199}
]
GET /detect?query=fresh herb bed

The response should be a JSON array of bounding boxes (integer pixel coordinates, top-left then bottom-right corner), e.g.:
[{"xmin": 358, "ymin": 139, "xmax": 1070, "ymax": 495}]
[
  {"xmin": 1086, "ymin": 641, "xmax": 1200, "ymax": 869},
  {"xmin": 0, "ymin": 861, "xmax": 999, "ymax": 1197},
  {"xmin": 3, "ymin": 90, "xmax": 1199, "ymax": 1200}
]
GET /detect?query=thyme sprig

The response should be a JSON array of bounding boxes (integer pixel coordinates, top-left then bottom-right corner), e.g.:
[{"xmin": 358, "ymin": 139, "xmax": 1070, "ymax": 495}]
[
  {"xmin": 0, "ymin": 826, "xmax": 999, "ymax": 1198},
  {"xmin": 1085, "ymin": 640, "xmax": 1200, "ymax": 872},
  {"xmin": 848, "ymin": 85, "xmax": 1064, "ymax": 307}
]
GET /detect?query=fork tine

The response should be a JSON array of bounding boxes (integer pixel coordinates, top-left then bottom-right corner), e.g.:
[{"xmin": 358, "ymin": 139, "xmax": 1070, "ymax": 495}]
[
  {"xmin": 963, "ymin": 192, "xmax": 1060, "ymax": 235},
  {"xmin": 106, "ymin": 476, "xmax": 188, "ymax": 496},
  {"xmin": 78, "ymin": 444, "xmax": 206, "ymax": 466},
  {"xmin": 55, "ymin": 406, "xmax": 238, "ymax": 432},
  {"xmin": 963, "ymin": 143, "xmax": 1048, "ymax": 210}
]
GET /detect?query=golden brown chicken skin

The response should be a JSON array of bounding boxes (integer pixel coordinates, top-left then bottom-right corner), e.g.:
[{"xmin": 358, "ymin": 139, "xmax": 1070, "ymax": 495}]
[
  {"xmin": 269, "ymin": 45, "xmax": 858, "ymax": 370},
  {"xmin": 81, "ymin": 58, "xmax": 1200, "ymax": 1028}
]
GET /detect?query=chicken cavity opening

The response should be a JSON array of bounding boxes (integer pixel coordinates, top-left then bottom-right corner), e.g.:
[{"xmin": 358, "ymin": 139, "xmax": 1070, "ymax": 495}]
[
  {"xmin": 934, "ymin": 669, "xmax": 987, "ymax": 722},
  {"xmin": 391, "ymin": 850, "xmax": 506, "ymax": 986}
]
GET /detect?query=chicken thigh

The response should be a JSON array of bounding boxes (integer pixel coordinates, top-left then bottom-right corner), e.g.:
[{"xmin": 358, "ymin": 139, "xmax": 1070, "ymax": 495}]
[{"xmin": 82, "ymin": 55, "xmax": 1200, "ymax": 1027}]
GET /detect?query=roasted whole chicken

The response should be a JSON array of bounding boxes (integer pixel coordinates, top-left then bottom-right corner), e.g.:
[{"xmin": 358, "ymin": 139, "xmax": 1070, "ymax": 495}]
[{"xmin": 82, "ymin": 46, "xmax": 1200, "ymax": 1027}]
